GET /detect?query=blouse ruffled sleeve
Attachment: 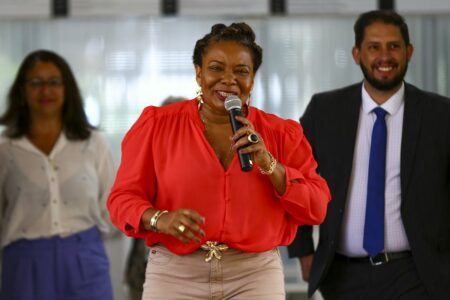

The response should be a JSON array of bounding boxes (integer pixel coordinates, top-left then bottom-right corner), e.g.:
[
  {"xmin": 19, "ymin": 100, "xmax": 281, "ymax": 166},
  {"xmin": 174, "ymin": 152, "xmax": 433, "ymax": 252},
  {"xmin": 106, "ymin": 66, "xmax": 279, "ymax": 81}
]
[
  {"xmin": 275, "ymin": 120, "xmax": 330, "ymax": 225},
  {"xmin": 107, "ymin": 107, "xmax": 157, "ymax": 238},
  {"xmin": 93, "ymin": 131, "xmax": 118, "ymax": 235}
]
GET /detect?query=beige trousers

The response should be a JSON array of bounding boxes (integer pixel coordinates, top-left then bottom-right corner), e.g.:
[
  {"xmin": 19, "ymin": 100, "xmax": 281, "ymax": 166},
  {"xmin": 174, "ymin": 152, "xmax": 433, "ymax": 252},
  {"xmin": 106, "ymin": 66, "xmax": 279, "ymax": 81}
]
[{"xmin": 142, "ymin": 244, "xmax": 285, "ymax": 300}]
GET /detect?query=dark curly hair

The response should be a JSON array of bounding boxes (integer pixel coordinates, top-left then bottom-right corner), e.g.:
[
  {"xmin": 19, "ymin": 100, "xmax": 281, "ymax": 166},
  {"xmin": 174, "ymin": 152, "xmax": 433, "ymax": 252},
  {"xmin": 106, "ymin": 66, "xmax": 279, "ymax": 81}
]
[
  {"xmin": 354, "ymin": 10, "xmax": 410, "ymax": 48},
  {"xmin": 192, "ymin": 22, "xmax": 263, "ymax": 72},
  {"xmin": 0, "ymin": 49, "xmax": 94, "ymax": 140}
]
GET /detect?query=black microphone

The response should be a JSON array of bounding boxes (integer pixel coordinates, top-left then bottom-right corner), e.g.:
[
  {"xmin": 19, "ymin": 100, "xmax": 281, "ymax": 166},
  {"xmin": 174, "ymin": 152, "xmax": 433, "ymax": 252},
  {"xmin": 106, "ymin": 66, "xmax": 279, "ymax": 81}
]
[{"xmin": 224, "ymin": 95, "xmax": 253, "ymax": 172}]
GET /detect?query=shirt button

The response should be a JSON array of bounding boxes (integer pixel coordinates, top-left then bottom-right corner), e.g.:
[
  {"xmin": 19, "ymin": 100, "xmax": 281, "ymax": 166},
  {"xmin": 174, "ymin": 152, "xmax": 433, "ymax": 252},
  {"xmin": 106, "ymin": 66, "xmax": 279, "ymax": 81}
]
[
  {"xmin": 51, "ymin": 177, "xmax": 55, "ymax": 182},
  {"xmin": 53, "ymin": 199, "xmax": 57, "ymax": 204}
]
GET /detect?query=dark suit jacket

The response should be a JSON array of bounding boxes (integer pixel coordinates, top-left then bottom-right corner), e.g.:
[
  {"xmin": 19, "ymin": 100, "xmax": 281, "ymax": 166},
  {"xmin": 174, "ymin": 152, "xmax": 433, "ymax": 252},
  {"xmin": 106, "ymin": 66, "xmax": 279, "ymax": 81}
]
[{"xmin": 288, "ymin": 82, "xmax": 450, "ymax": 299}]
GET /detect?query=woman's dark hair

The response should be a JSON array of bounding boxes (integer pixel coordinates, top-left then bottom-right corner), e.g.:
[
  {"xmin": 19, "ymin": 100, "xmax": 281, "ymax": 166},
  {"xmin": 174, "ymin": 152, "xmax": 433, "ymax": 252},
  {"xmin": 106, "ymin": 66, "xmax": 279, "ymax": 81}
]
[
  {"xmin": 354, "ymin": 10, "xmax": 410, "ymax": 48},
  {"xmin": 0, "ymin": 49, "xmax": 94, "ymax": 140},
  {"xmin": 193, "ymin": 22, "xmax": 263, "ymax": 72}
]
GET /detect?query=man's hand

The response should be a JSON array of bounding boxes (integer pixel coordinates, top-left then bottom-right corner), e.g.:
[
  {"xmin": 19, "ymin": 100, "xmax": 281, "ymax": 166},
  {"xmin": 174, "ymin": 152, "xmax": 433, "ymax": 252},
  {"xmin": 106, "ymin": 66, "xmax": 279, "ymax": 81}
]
[{"xmin": 299, "ymin": 254, "xmax": 314, "ymax": 282}]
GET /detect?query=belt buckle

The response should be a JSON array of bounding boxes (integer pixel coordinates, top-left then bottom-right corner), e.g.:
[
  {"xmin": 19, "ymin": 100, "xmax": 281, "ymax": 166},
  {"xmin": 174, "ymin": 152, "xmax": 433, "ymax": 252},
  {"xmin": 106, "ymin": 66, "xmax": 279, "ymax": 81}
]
[
  {"xmin": 200, "ymin": 241, "xmax": 228, "ymax": 262},
  {"xmin": 369, "ymin": 252, "xmax": 389, "ymax": 266}
]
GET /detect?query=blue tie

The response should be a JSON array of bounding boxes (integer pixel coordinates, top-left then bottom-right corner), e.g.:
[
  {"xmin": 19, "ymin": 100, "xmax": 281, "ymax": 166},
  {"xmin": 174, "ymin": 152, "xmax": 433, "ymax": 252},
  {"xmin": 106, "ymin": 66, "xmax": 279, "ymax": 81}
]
[{"xmin": 363, "ymin": 107, "xmax": 387, "ymax": 256}]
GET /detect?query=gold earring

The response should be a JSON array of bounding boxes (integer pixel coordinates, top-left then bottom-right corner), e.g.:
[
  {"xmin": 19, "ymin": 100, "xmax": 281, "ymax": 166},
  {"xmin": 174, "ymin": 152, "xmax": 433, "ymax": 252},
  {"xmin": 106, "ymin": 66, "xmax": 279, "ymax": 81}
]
[{"xmin": 196, "ymin": 89, "xmax": 204, "ymax": 110}]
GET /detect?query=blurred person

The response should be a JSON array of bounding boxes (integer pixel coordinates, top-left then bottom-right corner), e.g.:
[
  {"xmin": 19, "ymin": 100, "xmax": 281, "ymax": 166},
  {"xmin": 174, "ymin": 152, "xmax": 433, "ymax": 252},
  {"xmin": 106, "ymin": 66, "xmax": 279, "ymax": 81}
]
[
  {"xmin": 108, "ymin": 22, "xmax": 330, "ymax": 299},
  {"xmin": 160, "ymin": 95, "xmax": 186, "ymax": 106},
  {"xmin": 0, "ymin": 50, "xmax": 115, "ymax": 300},
  {"xmin": 124, "ymin": 95, "xmax": 185, "ymax": 300},
  {"xmin": 288, "ymin": 10, "xmax": 450, "ymax": 300}
]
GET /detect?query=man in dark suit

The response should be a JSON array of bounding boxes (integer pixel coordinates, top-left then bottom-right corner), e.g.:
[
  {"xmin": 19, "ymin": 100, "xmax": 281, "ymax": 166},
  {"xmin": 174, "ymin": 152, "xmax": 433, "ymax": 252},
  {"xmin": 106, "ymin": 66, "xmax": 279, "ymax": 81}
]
[{"xmin": 288, "ymin": 10, "xmax": 450, "ymax": 300}]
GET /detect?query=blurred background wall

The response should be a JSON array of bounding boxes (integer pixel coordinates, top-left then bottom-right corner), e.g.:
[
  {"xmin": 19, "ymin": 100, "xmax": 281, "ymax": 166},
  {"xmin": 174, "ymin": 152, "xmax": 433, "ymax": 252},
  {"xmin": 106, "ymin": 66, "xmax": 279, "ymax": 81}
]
[{"xmin": 0, "ymin": 0, "xmax": 449, "ymax": 299}]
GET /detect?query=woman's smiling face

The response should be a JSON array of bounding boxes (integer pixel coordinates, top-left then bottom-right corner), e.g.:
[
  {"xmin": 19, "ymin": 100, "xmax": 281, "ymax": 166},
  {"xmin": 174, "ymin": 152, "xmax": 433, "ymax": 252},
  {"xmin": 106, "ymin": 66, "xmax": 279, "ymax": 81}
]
[
  {"xmin": 24, "ymin": 61, "xmax": 65, "ymax": 120},
  {"xmin": 196, "ymin": 40, "xmax": 254, "ymax": 113}
]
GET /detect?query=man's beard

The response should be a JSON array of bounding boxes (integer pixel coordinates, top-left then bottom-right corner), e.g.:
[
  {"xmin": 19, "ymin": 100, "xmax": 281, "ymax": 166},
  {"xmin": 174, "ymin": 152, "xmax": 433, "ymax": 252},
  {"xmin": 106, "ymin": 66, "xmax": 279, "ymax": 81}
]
[{"xmin": 360, "ymin": 61, "xmax": 408, "ymax": 91}]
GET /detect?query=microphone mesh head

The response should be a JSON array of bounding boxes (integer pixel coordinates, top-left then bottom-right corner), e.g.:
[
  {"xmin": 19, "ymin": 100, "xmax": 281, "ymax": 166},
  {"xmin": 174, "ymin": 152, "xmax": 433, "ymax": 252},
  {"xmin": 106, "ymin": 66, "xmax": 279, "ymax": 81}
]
[{"xmin": 224, "ymin": 95, "xmax": 242, "ymax": 111}]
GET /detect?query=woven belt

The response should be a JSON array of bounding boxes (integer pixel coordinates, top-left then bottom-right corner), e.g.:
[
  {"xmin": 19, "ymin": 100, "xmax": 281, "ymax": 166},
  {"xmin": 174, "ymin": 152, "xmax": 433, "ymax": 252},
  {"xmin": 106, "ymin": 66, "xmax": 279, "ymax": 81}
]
[
  {"xmin": 336, "ymin": 251, "xmax": 411, "ymax": 266},
  {"xmin": 200, "ymin": 241, "xmax": 228, "ymax": 262}
]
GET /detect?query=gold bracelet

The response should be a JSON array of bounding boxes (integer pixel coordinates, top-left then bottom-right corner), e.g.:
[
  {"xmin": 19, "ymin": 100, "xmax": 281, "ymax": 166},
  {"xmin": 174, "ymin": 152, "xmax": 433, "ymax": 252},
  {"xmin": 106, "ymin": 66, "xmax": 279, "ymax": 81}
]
[
  {"xmin": 149, "ymin": 210, "xmax": 168, "ymax": 232},
  {"xmin": 259, "ymin": 152, "xmax": 277, "ymax": 175}
]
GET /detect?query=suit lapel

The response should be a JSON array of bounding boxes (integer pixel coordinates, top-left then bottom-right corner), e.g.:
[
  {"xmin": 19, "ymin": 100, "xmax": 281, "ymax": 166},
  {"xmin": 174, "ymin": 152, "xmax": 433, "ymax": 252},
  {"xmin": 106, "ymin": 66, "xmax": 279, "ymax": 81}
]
[
  {"xmin": 338, "ymin": 84, "xmax": 362, "ymax": 201},
  {"xmin": 400, "ymin": 83, "xmax": 423, "ymax": 198}
]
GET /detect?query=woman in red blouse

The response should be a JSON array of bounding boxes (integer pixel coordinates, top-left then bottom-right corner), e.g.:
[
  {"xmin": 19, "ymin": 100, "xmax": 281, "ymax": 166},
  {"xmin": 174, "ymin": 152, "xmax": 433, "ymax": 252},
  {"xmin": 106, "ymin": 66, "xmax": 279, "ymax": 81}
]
[{"xmin": 108, "ymin": 22, "xmax": 330, "ymax": 299}]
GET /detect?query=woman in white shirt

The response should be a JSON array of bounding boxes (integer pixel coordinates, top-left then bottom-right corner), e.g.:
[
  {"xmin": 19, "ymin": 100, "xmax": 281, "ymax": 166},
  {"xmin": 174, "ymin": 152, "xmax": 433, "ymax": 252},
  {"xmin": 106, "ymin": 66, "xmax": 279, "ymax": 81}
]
[{"xmin": 0, "ymin": 50, "xmax": 115, "ymax": 300}]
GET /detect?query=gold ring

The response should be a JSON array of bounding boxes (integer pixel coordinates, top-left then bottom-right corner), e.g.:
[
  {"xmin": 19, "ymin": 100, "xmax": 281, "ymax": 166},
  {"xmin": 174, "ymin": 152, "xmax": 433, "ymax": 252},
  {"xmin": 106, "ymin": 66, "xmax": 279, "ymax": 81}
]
[
  {"xmin": 248, "ymin": 133, "xmax": 259, "ymax": 144},
  {"xmin": 177, "ymin": 224, "xmax": 186, "ymax": 233}
]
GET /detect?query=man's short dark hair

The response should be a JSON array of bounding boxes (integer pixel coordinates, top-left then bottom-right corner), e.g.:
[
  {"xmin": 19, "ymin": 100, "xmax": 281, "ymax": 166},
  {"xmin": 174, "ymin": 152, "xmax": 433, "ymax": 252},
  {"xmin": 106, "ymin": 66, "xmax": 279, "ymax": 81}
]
[{"xmin": 354, "ymin": 10, "xmax": 410, "ymax": 48}]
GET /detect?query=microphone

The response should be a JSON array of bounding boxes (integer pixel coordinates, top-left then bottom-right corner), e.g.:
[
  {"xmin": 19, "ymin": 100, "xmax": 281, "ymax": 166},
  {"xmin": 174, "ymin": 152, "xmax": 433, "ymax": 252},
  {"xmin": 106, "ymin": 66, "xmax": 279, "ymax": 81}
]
[{"xmin": 224, "ymin": 95, "xmax": 253, "ymax": 172}]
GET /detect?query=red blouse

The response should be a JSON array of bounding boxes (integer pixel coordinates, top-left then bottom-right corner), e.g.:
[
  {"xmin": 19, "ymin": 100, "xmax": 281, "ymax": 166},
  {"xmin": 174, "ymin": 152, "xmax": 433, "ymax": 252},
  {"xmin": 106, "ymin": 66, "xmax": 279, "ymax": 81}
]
[{"xmin": 107, "ymin": 99, "xmax": 330, "ymax": 254}]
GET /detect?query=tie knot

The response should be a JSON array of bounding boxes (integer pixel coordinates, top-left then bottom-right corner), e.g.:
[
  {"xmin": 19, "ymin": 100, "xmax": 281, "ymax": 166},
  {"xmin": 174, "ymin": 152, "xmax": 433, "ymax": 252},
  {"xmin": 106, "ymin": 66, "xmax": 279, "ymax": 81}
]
[{"xmin": 373, "ymin": 107, "xmax": 387, "ymax": 119}]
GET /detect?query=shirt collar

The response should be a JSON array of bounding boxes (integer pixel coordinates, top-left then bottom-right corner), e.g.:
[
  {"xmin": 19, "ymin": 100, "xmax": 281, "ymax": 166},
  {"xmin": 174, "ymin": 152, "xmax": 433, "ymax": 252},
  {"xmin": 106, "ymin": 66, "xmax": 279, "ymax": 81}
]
[
  {"xmin": 11, "ymin": 131, "xmax": 67, "ymax": 158},
  {"xmin": 361, "ymin": 82, "xmax": 405, "ymax": 116}
]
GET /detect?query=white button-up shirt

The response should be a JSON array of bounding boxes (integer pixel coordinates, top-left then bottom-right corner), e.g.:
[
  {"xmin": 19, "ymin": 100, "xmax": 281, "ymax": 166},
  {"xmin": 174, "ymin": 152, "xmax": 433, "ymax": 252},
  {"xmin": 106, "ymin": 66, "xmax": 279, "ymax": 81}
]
[
  {"xmin": 338, "ymin": 83, "xmax": 410, "ymax": 256},
  {"xmin": 0, "ymin": 130, "xmax": 116, "ymax": 248}
]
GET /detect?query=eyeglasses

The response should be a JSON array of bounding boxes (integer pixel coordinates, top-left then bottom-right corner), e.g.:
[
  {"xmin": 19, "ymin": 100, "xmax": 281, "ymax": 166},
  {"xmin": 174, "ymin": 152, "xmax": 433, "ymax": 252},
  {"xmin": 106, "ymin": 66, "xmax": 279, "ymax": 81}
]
[{"xmin": 25, "ymin": 77, "xmax": 64, "ymax": 89}]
